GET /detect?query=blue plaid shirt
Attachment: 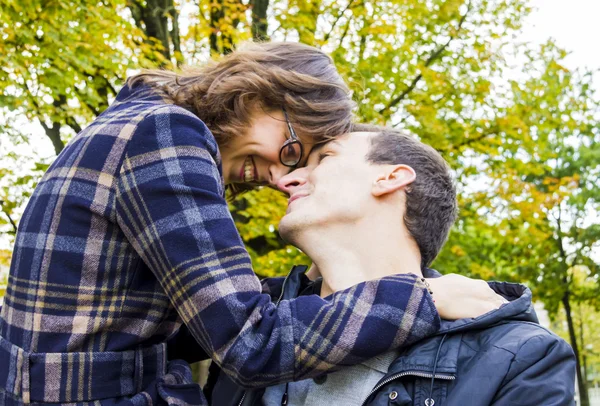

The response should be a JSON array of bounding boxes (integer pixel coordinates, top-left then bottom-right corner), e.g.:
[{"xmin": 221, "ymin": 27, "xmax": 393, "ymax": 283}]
[{"xmin": 0, "ymin": 83, "xmax": 439, "ymax": 405}]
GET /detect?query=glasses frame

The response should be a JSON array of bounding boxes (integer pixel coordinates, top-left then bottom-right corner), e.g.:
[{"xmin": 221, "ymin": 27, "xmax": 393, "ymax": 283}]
[{"xmin": 280, "ymin": 108, "xmax": 304, "ymax": 168}]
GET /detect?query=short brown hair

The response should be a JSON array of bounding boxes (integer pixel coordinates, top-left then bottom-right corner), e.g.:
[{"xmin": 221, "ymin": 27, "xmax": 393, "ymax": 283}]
[
  {"xmin": 353, "ymin": 124, "xmax": 458, "ymax": 268},
  {"xmin": 128, "ymin": 42, "xmax": 355, "ymax": 147}
]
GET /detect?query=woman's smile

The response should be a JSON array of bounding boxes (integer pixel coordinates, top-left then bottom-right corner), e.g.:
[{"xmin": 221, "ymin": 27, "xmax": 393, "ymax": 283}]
[{"xmin": 241, "ymin": 155, "xmax": 258, "ymax": 182}]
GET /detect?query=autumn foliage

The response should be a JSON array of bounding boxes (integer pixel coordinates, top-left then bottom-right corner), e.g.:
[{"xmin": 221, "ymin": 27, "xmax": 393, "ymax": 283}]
[{"xmin": 1, "ymin": 0, "xmax": 599, "ymax": 401}]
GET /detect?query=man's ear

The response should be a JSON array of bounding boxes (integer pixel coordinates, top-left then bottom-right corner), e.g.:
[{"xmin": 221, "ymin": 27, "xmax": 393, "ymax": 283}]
[{"xmin": 372, "ymin": 165, "xmax": 416, "ymax": 197}]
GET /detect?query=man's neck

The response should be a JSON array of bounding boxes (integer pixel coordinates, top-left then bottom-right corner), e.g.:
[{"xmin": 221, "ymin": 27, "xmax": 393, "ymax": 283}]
[{"xmin": 298, "ymin": 221, "xmax": 422, "ymax": 298}]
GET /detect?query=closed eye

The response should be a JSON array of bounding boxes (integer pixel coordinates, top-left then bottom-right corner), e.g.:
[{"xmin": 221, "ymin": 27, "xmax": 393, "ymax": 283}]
[{"xmin": 318, "ymin": 152, "xmax": 331, "ymax": 163}]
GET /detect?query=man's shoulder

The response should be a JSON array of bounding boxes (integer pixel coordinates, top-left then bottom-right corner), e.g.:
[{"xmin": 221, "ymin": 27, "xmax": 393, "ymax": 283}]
[{"xmin": 461, "ymin": 319, "xmax": 569, "ymax": 356}]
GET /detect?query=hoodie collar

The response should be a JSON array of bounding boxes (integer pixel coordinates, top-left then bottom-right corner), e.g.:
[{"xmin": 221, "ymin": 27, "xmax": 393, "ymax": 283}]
[
  {"xmin": 284, "ymin": 266, "xmax": 537, "ymax": 341},
  {"xmin": 284, "ymin": 266, "xmax": 538, "ymax": 335},
  {"xmin": 384, "ymin": 271, "xmax": 537, "ymax": 379},
  {"xmin": 421, "ymin": 268, "xmax": 539, "ymax": 335},
  {"xmin": 284, "ymin": 266, "xmax": 538, "ymax": 380}
]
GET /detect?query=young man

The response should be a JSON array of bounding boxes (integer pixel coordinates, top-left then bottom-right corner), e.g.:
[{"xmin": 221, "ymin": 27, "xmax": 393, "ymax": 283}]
[{"xmin": 209, "ymin": 127, "xmax": 576, "ymax": 405}]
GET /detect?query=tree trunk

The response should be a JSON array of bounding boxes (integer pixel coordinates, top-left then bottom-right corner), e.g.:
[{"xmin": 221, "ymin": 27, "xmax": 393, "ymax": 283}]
[
  {"xmin": 167, "ymin": 0, "xmax": 182, "ymax": 65},
  {"xmin": 296, "ymin": 0, "xmax": 320, "ymax": 45},
  {"xmin": 563, "ymin": 291, "xmax": 590, "ymax": 406},
  {"xmin": 127, "ymin": 0, "xmax": 180, "ymax": 63},
  {"xmin": 251, "ymin": 0, "xmax": 269, "ymax": 41},
  {"xmin": 210, "ymin": 0, "xmax": 241, "ymax": 55},
  {"xmin": 209, "ymin": 0, "xmax": 225, "ymax": 54},
  {"xmin": 579, "ymin": 305, "xmax": 589, "ymax": 385},
  {"xmin": 40, "ymin": 121, "xmax": 65, "ymax": 155}
]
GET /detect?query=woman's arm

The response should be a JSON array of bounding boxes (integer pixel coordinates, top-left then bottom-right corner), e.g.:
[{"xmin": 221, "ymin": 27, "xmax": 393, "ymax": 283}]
[{"xmin": 116, "ymin": 106, "xmax": 438, "ymax": 387}]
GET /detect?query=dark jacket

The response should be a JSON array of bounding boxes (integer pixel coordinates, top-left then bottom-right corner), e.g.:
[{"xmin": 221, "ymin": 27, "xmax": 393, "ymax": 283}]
[{"xmin": 209, "ymin": 267, "xmax": 576, "ymax": 406}]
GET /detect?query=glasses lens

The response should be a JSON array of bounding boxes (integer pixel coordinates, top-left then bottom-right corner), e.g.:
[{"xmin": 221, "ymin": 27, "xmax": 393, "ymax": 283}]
[{"xmin": 280, "ymin": 141, "xmax": 302, "ymax": 167}]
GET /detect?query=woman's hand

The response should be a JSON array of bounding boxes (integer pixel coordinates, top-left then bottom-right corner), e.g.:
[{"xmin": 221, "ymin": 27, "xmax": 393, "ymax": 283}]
[{"xmin": 426, "ymin": 274, "xmax": 508, "ymax": 320}]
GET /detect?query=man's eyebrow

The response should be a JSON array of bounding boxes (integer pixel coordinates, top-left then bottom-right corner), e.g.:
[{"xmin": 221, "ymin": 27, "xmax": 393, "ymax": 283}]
[
  {"xmin": 309, "ymin": 140, "xmax": 340, "ymax": 154},
  {"xmin": 305, "ymin": 140, "xmax": 340, "ymax": 162}
]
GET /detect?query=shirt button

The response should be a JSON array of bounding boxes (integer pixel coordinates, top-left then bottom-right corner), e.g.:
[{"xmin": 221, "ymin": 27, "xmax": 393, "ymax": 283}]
[
  {"xmin": 389, "ymin": 391, "xmax": 398, "ymax": 400},
  {"xmin": 313, "ymin": 375, "xmax": 327, "ymax": 385}
]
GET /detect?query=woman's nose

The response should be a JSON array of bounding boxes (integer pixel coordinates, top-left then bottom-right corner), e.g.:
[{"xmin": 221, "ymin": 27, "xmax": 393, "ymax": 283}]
[{"xmin": 268, "ymin": 164, "xmax": 292, "ymax": 187}]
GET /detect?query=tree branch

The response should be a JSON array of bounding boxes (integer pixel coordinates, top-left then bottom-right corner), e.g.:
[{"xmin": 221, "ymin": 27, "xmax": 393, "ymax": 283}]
[
  {"xmin": 167, "ymin": 0, "xmax": 182, "ymax": 64},
  {"xmin": 323, "ymin": 0, "xmax": 359, "ymax": 42},
  {"xmin": 446, "ymin": 129, "xmax": 497, "ymax": 152},
  {"xmin": 23, "ymin": 83, "xmax": 65, "ymax": 155},
  {"xmin": 0, "ymin": 201, "xmax": 18, "ymax": 235},
  {"xmin": 336, "ymin": 15, "xmax": 352, "ymax": 49},
  {"xmin": 378, "ymin": 2, "xmax": 472, "ymax": 115},
  {"xmin": 251, "ymin": 0, "xmax": 270, "ymax": 41},
  {"xmin": 66, "ymin": 117, "xmax": 83, "ymax": 134}
]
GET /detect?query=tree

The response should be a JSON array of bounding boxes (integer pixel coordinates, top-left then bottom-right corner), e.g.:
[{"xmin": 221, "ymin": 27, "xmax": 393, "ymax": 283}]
[
  {"xmin": 0, "ymin": 248, "xmax": 9, "ymax": 298},
  {"xmin": 128, "ymin": 0, "xmax": 183, "ymax": 64},
  {"xmin": 551, "ymin": 300, "xmax": 600, "ymax": 391},
  {"xmin": 0, "ymin": 0, "xmax": 538, "ymax": 264},
  {"xmin": 0, "ymin": 0, "xmax": 158, "ymax": 155},
  {"xmin": 435, "ymin": 41, "xmax": 600, "ymax": 405},
  {"xmin": 1, "ymin": 0, "xmax": 599, "ymax": 397}
]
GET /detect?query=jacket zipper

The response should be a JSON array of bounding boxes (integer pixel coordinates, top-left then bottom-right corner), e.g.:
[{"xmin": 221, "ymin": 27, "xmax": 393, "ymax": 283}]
[
  {"xmin": 276, "ymin": 273, "xmax": 291, "ymax": 305},
  {"xmin": 238, "ymin": 272, "xmax": 294, "ymax": 406},
  {"xmin": 360, "ymin": 371, "xmax": 455, "ymax": 406}
]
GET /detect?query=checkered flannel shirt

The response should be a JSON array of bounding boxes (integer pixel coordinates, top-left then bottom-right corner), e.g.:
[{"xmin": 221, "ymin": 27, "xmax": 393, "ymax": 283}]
[{"xmin": 0, "ymin": 83, "xmax": 439, "ymax": 405}]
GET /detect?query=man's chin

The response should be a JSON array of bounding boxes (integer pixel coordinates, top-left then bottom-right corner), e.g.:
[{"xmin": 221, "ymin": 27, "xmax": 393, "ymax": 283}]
[{"xmin": 278, "ymin": 213, "xmax": 307, "ymax": 244}]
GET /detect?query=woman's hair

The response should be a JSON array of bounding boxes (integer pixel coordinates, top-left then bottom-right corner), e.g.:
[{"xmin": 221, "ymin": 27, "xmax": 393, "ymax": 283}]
[{"xmin": 127, "ymin": 42, "xmax": 355, "ymax": 148}]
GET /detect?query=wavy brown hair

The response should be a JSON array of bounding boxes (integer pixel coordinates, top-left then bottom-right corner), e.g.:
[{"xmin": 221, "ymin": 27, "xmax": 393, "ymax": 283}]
[{"xmin": 127, "ymin": 42, "xmax": 355, "ymax": 149}]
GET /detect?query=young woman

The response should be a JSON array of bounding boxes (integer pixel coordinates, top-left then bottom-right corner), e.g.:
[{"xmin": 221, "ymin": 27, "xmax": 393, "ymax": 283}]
[{"xmin": 0, "ymin": 42, "xmax": 503, "ymax": 405}]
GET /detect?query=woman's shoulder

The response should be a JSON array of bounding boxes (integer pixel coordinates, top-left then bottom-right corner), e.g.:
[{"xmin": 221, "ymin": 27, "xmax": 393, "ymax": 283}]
[
  {"xmin": 114, "ymin": 101, "xmax": 222, "ymax": 182},
  {"xmin": 112, "ymin": 83, "xmax": 207, "ymax": 127},
  {"xmin": 135, "ymin": 104, "xmax": 219, "ymax": 155},
  {"xmin": 107, "ymin": 85, "xmax": 217, "ymax": 151}
]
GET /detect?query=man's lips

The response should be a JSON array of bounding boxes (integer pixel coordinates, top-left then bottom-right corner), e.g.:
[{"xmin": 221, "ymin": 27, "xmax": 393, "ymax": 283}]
[{"xmin": 288, "ymin": 193, "xmax": 309, "ymax": 206}]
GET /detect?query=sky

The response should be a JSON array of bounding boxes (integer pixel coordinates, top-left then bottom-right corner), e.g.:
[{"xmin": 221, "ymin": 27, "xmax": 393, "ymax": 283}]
[{"xmin": 520, "ymin": 0, "xmax": 600, "ymax": 81}]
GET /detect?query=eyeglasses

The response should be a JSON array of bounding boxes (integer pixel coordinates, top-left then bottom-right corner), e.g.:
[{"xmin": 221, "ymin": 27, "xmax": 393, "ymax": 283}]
[{"xmin": 280, "ymin": 108, "xmax": 304, "ymax": 167}]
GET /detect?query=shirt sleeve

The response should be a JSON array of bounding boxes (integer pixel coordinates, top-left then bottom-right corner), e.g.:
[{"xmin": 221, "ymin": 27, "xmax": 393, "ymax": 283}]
[{"xmin": 115, "ymin": 105, "xmax": 440, "ymax": 387}]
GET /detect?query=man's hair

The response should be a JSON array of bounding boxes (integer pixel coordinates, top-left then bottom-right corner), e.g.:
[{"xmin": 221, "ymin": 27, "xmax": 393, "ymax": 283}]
[{"xmin": 352, "ymin": 124, "xmax": 458, "ymax": 268}]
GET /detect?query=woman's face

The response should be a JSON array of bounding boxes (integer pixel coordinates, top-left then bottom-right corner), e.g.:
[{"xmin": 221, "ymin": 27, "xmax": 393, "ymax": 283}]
[{"xmin": 220, "ymin": 109, "xmax": 307, "ymax": 186}]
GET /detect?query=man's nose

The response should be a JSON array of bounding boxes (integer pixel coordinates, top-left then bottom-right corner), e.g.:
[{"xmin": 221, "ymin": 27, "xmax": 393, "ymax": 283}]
[{"xmin": 276, "ymin": 167, "xmax": 308, "ymax": 195}]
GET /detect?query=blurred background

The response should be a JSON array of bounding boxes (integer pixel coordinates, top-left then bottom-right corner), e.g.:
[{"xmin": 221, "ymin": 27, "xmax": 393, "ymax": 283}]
[{"xmin": 1, "ymin": 0, "xmax": 598, "ymax": 403}]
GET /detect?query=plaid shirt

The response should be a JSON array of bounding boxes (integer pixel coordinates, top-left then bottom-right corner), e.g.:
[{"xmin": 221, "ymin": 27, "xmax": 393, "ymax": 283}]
[{"xmin": 0, "ymin": 83, "xmax": 439, "ymax": 405}]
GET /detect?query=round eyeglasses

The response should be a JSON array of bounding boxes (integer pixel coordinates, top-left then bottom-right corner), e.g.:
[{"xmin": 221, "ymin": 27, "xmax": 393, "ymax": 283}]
[{"xmin": 280, "ymin": 108, "xmax": 304, "ymax": 167}]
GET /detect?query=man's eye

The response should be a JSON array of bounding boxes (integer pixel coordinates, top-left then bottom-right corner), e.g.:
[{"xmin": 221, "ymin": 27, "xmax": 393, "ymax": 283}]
[{"xmin": 318, "ymin": 153, "xmax": 330, "ymax": 163}]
